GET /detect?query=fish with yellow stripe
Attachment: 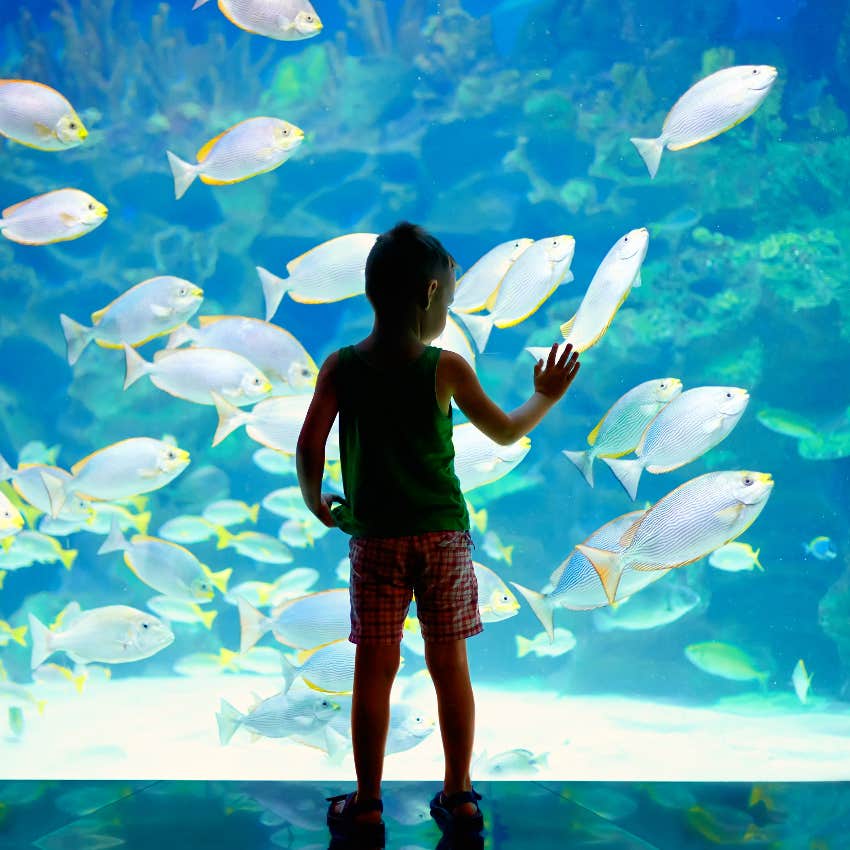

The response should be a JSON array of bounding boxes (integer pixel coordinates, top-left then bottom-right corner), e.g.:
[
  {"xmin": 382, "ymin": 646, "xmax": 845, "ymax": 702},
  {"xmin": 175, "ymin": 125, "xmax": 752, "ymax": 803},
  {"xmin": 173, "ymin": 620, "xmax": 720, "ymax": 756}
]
[
  {"xmin": 0, "ymin": 79, "xmax": 87, "ymax": 150},
  {"xmin": 0, "ymin": 189, "xmax": 107, "ymax": 245},
  {"xmin": 166, "ymin": 116, "xmax": 304, "ymax": 200},
  {"xmin": 192, "ymin": 0, "xmax": 323, "ymax": 41},
  {"xmin": 282, "ymin": 638, "xmax": 362, "ymax": 694}
]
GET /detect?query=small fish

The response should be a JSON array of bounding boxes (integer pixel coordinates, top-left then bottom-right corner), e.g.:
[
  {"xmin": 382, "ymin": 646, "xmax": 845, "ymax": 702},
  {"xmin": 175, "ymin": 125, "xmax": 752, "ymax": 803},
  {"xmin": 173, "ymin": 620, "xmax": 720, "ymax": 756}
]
[
  {"xmin": 0, "ymin": 189, "xmax": 107, "ymax": 245},
  {"xmin": 97, "ymin": 522, "xmax": 233, "ymax": 602},
  {"xmin": 0, "ymin": 460, "xmax": 91, "ymax": 523},
  {"xmin": 561, "ymin": 378, "xmax": 681, "ymax": 487},
  {"xmin": 0, "ymin": 619, "xmax": 27, "ymax": 647},
  {"xmin": 166, "ymin": 116, "xmax": 304, "ymax": 199},
  {"xmin": 253, "ymin": 447, "xmax": 297, "ymax": 476},
  {"xmin": 474, "ymin": 748, "xmax": 548, "ymax": 776},
  {"xmin": 124, "ymin": 344, "xmax": 273, "ymax": 406},
  {"xmin": 86, "ymin": 502, "xmax": 151, "ymax": 536},
  {"xmin": 278, "ymin": 515, "xmax": 326, "ymax": 547},
  {"xmin": 684, "ymin": 641, "xmax": 770, "ymax": 686},
  {"xmin": 217, "ymin": 528, "xmax": 293, "ymax": 564},
  {"xmin": 453, "ymin": 423, "xmax": 531, "ymax": 493},
  {"xmin": 0, "ymin": 490, "xmax": 25, "ymax": 540},
  {"xmin": 481, "ymin": 530, "xmax": 513, "ymax": 565},
  {"xmin": 791, "ymin": 659, "xmax": 813, "ymax": 704},
  {"xmin": 216, "ymin": 689, "xmax": 339, "ymax": 744},
  {"xmin": 18, "ymin": 441, "xmax": 61, "ymax": 466},
  {"xmin": 192, "ymin": 0, "xmax": 323, "ymax": 42},
  {"xmin": 28, "ymin": 603, "xmax": 174, "ymax": 668},
  {"xmin": 158, "ymin": 514, "xmax": 220, "ymax": 544},
  {"xmin": 60, "ymin": 276, "xmax": 203, "ymax": 365},
  {"xmin": 547, "ymin": 227, "xmax": 649, "ymax": 355},
  {"xmin": 459, "ymin": 236, "xmax": 575, "ymax": 351},
  {"xmin": 235, "ymin": 646, "xmax": 287, "ymax": 675},
  {"xmin": 256, "ymin": 232, "xmax": 378, "ymax": 320},
  {"xmin": 577, "ymin": 471, "xmax": 774, "ymax": 604},
  {"xmin": 212, "ymin": 391, "xmax": 341, "ymax": 458},
  {"xmin": 592, "ymin": 581, "xmax": 700, "ymax": 631},
  {"xmin": 0, "ymin": 681, "xmax": 46, "ymax": 714},
  {"xmin": 475, "ymin": 561, "xmax": 520, "ymax": 622},
  {"xmin": 31, "ymin": 662, "xmax": 87, "ymax": 693},
  {"xmin": 202, "ymin": 499, "xmax": 259, "ymax": 527},
  {"xmin": 604, "ymin": 386, "xmax": 750, "ymax": 500},
  {"xmin": 236, "ymin": 588, "xmax": 351, "ymax": 651},
  {"xmin": 282, "ymin": 639, "xmax": 359, "ymax": 694},
  {"xmin": 146, "ymin": 596, "xmax": 218, "ymax": 629},
  {"xmin": 173, "ymin": 648, "xmax": 241, "ymax": 676},
  {"xmin": 516, "ymin": 627, "xmax": 576, "ymax": 658},
  {"xmin": 803, "ymin": 536, "xmax": 836, "ymax": 560},
  {"xmin": 0, "ymin": 530, "xmax": 77, "ymax": 571},
  {"xmin": 166, "ymin": 315, "xmax": 318, "ymax": 395},
  {"xmin": 225, "ymin": 567, "xmax": 319, "ymax": 608},
  {"xmin": 756, "ymin": 407, "xmax": 819, "ymax": 440},
  {"xmin": 450, "ymin": 238, "xmax": 533, "ymax": 314},
  {"xmin": 708, "ymin": 541, "xmax": 764, "ymax": 572},
  {"xmin": 631, "ymin": 65, "xmax": 778, "ymax": 178},
  {"xmin": 261, "ymin": 485, "xmax": 315, "ymax": 520},
  {"xmin": 0, "ymin": 80, "xmax": 87, "ymax": 150}
]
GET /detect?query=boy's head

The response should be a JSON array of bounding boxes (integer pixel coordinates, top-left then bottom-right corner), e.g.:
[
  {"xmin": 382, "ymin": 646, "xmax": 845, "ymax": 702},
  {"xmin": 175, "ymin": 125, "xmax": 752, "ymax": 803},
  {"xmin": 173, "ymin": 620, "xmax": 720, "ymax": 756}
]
[{"xmin": 365, "ymin": 223, "xmax": 456, "ymax": 330}]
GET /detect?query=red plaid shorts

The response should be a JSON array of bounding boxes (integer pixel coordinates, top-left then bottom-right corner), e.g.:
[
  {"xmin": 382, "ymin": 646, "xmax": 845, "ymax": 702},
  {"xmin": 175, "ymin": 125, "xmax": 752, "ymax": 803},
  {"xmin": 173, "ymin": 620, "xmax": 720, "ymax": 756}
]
[{"xmin": 348, "ymin": 530, "xmax": 483, "ymax": 645}]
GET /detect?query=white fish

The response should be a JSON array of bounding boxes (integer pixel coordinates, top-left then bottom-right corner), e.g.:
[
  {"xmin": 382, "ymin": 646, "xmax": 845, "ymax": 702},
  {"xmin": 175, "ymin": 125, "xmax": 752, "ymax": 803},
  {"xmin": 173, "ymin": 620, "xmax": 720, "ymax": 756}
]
[
  {"xmin": 28, "ymin": 603, "xmax": 174, "ymax": 668},
  {"xmin": 0, "ymin": 530, "xmax": 76, "ymax": 571},
  {"xmin": 0, "ymin": 189, "xmax": 107, "ymax": 245},
  {"xmin": 278, "ymin": 515, "xmax": 330, "ymax": 547},
  {"xmin": 791, "ymin": 659, "xmax": 813, "ymax": 704},
  {"xmin": 550, "ymin": 227, "xmax": 649, "ymax": 354},
  {"xmin": 261, "ymin": 485, "xmax": 315, "ymax": 519},
  {"xmin": 0, "ymin": 79, "xmax": 87, "ymax": 150},
  {"xmin": 631, "ymin": 65, "xmax": 778, "ymax": 178},
  {"xmin": 98, "ymin": 518, "xmax": 231, "ymax": 602},
  {"xmin": 561, "ymin": 378, "xmax": 682, "ymax": 487},
  {"xmin": 604, "ymin": 386, "xmax": 750, "ymax": 499},
  {"xmin": 192, "ymin": 0, "xmax": 323, "ymax": 41},
  {"xmin": 217, "ymin": 529, "xmax": 292, "ymax": 564},
  {"xmin": 60, "ymin": 277, "xmax": 203, "ymax": 365},
  {"xmin": 481, "ymin": 529, "xmax": 513, "ymax": 565},
  {"xmin": 237, "ymin": 588, "xmax": 351, "ymax": 651},
  {"xmin": 0, "ymin": 489, "xmax": 25, "ymax": 540},
  {"xmin": 457, "ymin": 235, "xmax": 574, "ymax": 352},
  {"xmin": 212, "ymin": 391, "xmax": 341, "ymax": 458},
  {"xmin": 516, "ymin": 627, "xmax": 576, "ymax": 658},
  {"xmin": 450, "ymin": 238, "xmax": 533, "ymax": 313},
  {"xmin": 147, "ymin": 596, "xmax": 218, "ymax": 629},
  {"xmin": 453, "ymin": 423, "xmax": 531, "ymax": 493},
  {"xmin": 173, "ymin": 648, "xmax": 240, "ymax": 676},
  {"xmin": 124, "ymin": 344, "xmax": 272, "ymax": 406},
  {"xmin": 592, "ymin": 580, "xmax": 700, "ymax": 631},
  {"xmin": 166, "ymin": 116, "xmax": 303, "ymax": 199},
  {"xmin": 224, "ymin": 567, "xmax": 319, "ymax": 607},
  {"xmin": 0, "ymin": 459, "xmax": 91, "ymax": 523},
  {"xmin": 708, "ymin": 541, "xmax": 764, "ymax": 572},
  {"xmin": 474, "ymin": 748, "xmax": 548, "ymax": 776},
  {"xmin": 158, "ymin": 514, "xmax": 221, "ymax": 544},
  {"xmin": 282, "ymin": 638, "xmax": 358, "ymax": 694},
  {"xmin": 47, "ymin": 437, "xmax": 190, "ymax": 511},
  {"xmin": 577, "ymin": 471, "xmax": 774, "ymax": 604},
  {"xmin": 475, "ymin": 561, "xmax": 520, "ymax": 622},
  {"xmin": 252, "ymin": 447, "xmax": 297, "ymax": 476},
  {"xmin": 202, "ymin": 499, "xmax": 259, "ymax": 526},
  {"xmin": 216, "ymin": 689, "xmax": 339, "ymax": 744},
  {"xmin": 166, "ymin": 315, "xmax": 317, "ymax": 395},
  {"xmin": 431, "ymin": 313, "xmax": 477, "ymax": 368},
  {"xmin": 256, "ymin": 232, "xmax": 378, "ymax": 320}
]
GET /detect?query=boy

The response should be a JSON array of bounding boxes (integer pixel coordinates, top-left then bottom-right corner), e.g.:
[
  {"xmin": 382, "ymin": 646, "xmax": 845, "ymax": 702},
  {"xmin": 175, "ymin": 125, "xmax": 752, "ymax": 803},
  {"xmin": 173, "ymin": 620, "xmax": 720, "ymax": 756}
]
[{"xmin": 296, "ymin": 222, "xmax": 580, "ymax": 846}]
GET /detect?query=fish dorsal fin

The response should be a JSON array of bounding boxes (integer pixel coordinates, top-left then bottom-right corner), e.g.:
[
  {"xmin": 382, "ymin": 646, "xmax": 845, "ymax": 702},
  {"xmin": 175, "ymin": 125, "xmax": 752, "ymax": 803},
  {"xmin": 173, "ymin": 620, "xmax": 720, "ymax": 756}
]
[
  {"xmin": 198, "ymin": 315, "xmax": 225, "ymax": 327},
  {"xmin": 618, "ymin": 516, "xmax": 643, "ymax": 549},
  {"xmin": 2, "ymin": 197, "xmax": 35, "ymax": 219},
  {"xmin": 483, "ymin": 286, "xmax": 500, "ymax": 312},
  {"xmin": 559, "ymin": 315, "xmax": 576, "ymax": 340},
  {"xmin": 90, "ymin": 306, "xmax": 108, "ymax": 324},
  {"xmin": 196, "ymin": 128, "xmax": 231, "ymax": 163},
  {"xmin": 587, "ymin": 410, "xmax": 608, "ymax": 447}
]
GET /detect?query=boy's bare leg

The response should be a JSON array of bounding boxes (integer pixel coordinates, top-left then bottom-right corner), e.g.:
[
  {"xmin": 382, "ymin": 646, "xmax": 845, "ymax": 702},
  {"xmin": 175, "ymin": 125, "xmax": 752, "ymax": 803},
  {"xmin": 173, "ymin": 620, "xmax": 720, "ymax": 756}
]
[
  {"xmin": 350, "ymin": 642, "xmax": 401, "ymax": 821},
  {"xmin": 425, "ymin": 638, "xmax": 478, "ymax": 817}
]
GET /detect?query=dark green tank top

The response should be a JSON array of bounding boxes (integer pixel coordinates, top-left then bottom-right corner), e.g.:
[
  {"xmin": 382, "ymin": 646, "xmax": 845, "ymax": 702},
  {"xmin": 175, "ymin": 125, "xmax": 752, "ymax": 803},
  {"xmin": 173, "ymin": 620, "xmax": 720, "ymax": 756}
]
[{"xmin": 331, "ymin": 344, "xmax": 469, "ymax": 538}]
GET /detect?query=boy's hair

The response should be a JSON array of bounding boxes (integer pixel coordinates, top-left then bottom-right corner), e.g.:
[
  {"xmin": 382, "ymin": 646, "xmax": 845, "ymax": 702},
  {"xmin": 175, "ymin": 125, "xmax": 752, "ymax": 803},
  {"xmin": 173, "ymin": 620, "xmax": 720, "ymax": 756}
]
[{"xmin": 365, "ymin": 221, "xmax": 455, "ymax": 312}]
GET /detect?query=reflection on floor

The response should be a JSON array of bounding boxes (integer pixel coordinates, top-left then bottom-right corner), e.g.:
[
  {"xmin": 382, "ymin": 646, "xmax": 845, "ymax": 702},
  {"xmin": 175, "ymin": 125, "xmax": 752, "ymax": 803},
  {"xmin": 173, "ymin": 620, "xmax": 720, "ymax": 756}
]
[{"xmin": 2, "ymin": 780, "xmax": 850, "ymax": 849}]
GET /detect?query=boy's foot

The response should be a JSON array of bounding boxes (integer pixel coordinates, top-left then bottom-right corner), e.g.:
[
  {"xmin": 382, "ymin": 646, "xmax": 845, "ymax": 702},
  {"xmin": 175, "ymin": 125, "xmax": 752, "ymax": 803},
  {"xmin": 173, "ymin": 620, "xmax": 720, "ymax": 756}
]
[
  {"xmin": 430, "ymin": 788, "xmax": 484, "ymax": 833},
  {"xmin": 326, "ymin": 792, "xmax": 385, "ymax": 847}
]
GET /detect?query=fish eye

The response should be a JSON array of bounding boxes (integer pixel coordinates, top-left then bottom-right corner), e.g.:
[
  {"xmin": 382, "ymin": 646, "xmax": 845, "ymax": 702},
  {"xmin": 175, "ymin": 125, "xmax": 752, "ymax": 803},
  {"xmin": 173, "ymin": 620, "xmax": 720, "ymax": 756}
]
[
  {"xmin": 624, "ymin": 236, "xmax": 629, "ymax": 242},
  {"xmin": 752, "ymin": 68, "xmax": 759, "ymax": 74},
  {"xmin": 142, "ymin": 622, "xmax": 149, "ymax": 629},
  {"xmin": 167, "ymin": 450, "xmax": 176, "ymax": 459},
  {"xmin": 69, "ymin": 121, "xmax": 77, "ymax": 129},
  {"xmin": 743, "ymin": 476, "xmax": 753, "ymax": 486},
  {"xmin": 3, "ymin": 511, "xmax": 9, "ymax": 518},
  {"xmin": 726, "ymin": 392, "xmax": 733, "ymax": 398},
  {"xmin": 178, "ymin": 287, "xmax": 186, "ymax": 296},
  {"xmin": 305, "ymin": 14, "xmax": 314, "ymax": 21},
  {"xmin": 88, "ymin": 202, "xmax": 95, "ymax": 210}
]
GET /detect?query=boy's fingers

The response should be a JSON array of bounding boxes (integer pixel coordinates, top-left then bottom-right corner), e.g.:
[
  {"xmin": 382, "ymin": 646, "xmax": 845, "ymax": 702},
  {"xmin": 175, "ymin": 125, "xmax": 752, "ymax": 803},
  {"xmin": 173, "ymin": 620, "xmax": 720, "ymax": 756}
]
[
  {"xmin": 557, "ymin": 343, "xmax": 573, "ymax": 367},
  {"xmin": 546, "ymin": 344, "xmax": 557, "ymax": 370}
]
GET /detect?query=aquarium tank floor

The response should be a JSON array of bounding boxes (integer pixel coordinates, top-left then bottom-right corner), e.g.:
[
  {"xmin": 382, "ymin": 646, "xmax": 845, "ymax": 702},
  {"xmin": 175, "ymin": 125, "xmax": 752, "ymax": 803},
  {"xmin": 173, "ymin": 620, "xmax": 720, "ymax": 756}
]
[{"xmin": 2, "ymin": 778, "xmax": 849, "ymax": 850}]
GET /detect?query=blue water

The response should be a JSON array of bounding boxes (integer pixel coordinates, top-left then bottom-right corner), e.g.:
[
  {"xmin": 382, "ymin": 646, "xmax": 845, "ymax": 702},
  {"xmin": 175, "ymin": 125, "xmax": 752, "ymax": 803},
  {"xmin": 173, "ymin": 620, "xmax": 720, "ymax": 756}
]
[{"xmin": 1, "ymin": 0, "xmax": 849, "ymax": 771}]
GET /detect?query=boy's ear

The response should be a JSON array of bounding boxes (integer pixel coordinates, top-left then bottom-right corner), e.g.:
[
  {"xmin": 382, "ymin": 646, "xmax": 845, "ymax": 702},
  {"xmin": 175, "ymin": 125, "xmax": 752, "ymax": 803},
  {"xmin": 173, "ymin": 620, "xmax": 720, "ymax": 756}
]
[{"xmin": 425, "ymin": 278, "xmax": 439, "ymax": 308}]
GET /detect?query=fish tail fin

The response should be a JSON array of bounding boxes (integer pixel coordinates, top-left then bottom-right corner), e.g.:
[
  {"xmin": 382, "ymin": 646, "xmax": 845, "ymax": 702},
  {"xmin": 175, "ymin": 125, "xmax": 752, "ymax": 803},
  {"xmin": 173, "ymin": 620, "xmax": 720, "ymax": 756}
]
[
  {"xmin": 454, "ymin": 311, "xmax": 494, "ymax": 352},
  {"xmin": 192, "ymin": 0, "xmax": 213, "ymax": 8},
  {"xmin": 502, "ymin": 544, "xmax": 514, "ymax": 566},
  {"xmin": 630, "ymin": 136, "xmax": 664, "ymax": 179},
  {"xmin": 166, "ymin": 150, "xmax": 198, "ymax": 200},
  {"xmin": 165, "ymin": 324, "xmax": 195, "ymax": 349},
  {"xmin": 325, "ymin": 459, "xmax": 342, "ymax": 482},
  {"xmin": 60, "ymin": 548, "xmax": 77, "ymax": 570},
  {"xmin": 754, "ymin": 547, "xmax": 764, "ymax": 571},
  {"xmin": 211, "ymin": 391, "xmax": 249, "ymax": 447},
  {"xmin": 214, "ymin": 525, "xmax": 233, "ymax": 549},
  {"xmin": 59, "ymin": 314, "xmax": 93, "ymax": 366},
  {"xmin": 216, "ymin": 699, "xmax": 243, "ymax": 745},
  {"xmin": 576, "ymin": 544, "xmax": 624, "ymax": 605},
  {"xmin": 203, "ymin": 564, "xmax": 232, "ymax": 595},
  {"xmin": 248, "ymin": 503, "xmax": 260, "ymax": 524},
  {"xmin": 97, "ymin": 516, "xmax": 130, "ymax": 555},
  {"xmin": 0, "ymin": 570, "xmax": 5, "ymax": 590},
  {"xmin": 134, "ymin": 510, "xmax": 152, "ymax": 535},
  {"xmin": 199, "ymin": 608, "xmax": 218, "ymax": 630},
  {"xmin": 122, "ymin": 342, "xmax": 151, "ymax": 389},
  {"xmin": 236, "ymin": 595, "xmax": 269, "ymax": 653},
  {"xmin": 280, "ymin": 654, "xmax": 297, "ymax": 694},
  {"xmin": 515, "ymin": 635, "xmax": 532, "ymax": 658},
  {"xmin": 510, "ymin": 582, "xmax": 555, "ymax": 641},
  {"xmin": 0, "ymin": 454, "xmax": 13, "ymax": 480},
  {"xmin": 39, "ymin": 471, "xmax": 67, "ymax": 519},
  {"xmin": 563, "ymin": 448, "xmax": 594, "ymax": 488},
  {"xmin": 28, "ymin": 613, "xmax": 54, "ymax": 669},
  {"xmin": 256, "ymin": 266, "xmax": 289, "ymax": 321},
  {"xmin": 466, "ymin": 501, "xmax": 487, "ymax": 534},
  {"xmin": 601, "ymin": 456, "xmax": 643, "ymax": 500},
  {"xmin": 10, "ymin": 624, "xmax": 27, "ymax": 646},
  {"xmin": 20, "ymin": 503, "xmax": 40, "ymax": 530}
]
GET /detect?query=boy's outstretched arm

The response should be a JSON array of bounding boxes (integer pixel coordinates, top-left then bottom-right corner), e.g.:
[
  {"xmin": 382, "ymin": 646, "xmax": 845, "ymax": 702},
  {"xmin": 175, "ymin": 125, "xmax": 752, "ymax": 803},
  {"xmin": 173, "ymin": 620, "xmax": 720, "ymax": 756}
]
[
  {"xmin": 296, "ymin": 352, "xmax": 341, "ymax": 527},
  {"xmin": 440, "ymin": 343, "xmax": 580, "ymax": 445}
]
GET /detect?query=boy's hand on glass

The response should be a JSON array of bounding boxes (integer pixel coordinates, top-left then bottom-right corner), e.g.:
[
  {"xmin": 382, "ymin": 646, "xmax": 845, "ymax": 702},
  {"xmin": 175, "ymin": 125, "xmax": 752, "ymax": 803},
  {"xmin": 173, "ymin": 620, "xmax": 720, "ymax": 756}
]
[
  {"xmin": 534, "ymin": 342, "xmax": 580, "ymax": 401},
  {"xmin": 316, "ymin": 493, "xmax": 343, "ymax": 527}
]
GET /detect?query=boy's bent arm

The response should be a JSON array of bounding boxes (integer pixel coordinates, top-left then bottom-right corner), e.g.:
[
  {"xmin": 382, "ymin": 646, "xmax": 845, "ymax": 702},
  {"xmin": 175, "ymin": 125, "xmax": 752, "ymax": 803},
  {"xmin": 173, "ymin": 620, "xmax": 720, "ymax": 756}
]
[
  {"xmin": 296, "ymin": 352, "xmax": 340, "ymax": 525},
  {"xmin": 440, "ymin": 345, "xmax": 579, "ymax": 445}
]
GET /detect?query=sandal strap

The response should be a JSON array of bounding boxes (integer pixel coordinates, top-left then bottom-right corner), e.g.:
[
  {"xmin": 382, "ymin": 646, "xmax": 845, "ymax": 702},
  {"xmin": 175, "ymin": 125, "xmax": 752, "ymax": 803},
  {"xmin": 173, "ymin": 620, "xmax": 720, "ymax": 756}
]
[
  {"xmin": 442, "ymin": 788, "xmax": 482, "ymax": 809},
  {"xmin": 326, "ymin": 792, "xmax": 384, "ymax": 815}
]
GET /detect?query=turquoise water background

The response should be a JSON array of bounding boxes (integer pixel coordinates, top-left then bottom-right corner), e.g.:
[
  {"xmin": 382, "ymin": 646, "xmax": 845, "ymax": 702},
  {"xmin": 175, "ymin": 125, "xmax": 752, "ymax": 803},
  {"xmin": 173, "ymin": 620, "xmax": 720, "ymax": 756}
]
[{"xmin": 0, "ymin": 0, "xmax": 849, "ymax": 729}]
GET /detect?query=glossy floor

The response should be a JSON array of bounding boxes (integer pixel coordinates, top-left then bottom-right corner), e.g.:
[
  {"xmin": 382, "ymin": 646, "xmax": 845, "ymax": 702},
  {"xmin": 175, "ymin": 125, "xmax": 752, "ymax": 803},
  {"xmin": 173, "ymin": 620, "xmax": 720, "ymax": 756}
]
[{"xmin": 2, "ymin": 779, "xmax": 849, "ymax": 849}]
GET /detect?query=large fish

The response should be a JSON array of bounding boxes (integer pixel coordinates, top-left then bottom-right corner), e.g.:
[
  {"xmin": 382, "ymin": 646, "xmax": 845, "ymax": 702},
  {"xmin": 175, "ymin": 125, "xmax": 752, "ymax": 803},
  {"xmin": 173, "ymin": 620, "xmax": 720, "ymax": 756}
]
[
  {"xmin": 453, "ymin": 423, "xmax": 531, "ymax": 493},
  {"xmin": 0, "ymin": 79, "xmax": 87, "ymax": 150},
  {"xmin": 450, "ymin": 238, "xmax": 533, "ymax": 314},
  {"xmin": 577, "ymin": 470, "xmax": 774, "ymax": 604},
  {"xmin": 0, "ymin": 189, "xmax": 107, "ymax": 245},
  {"xmin": 631, "ymin": 65, "xmax": 778, "ymax": 178},
  {"xmin": 192, "ymin": 0, "xmax": 323, "ymax": 41}
]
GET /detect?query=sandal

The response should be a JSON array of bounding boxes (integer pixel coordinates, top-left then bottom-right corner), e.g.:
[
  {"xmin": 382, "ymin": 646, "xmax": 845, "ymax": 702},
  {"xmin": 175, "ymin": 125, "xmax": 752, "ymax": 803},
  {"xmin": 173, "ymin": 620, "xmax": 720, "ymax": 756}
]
[
  {"xmin": 429, "ymin": 788, "xmax": 484, "ymax": 833},
  {"xmin": 326, "ymin": 792, "xmax": 385, "ymax": 846}
]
